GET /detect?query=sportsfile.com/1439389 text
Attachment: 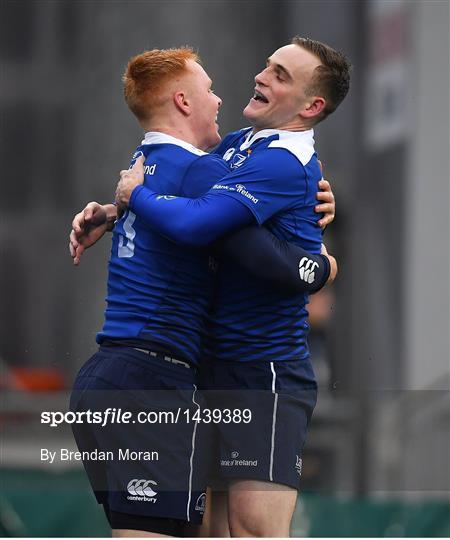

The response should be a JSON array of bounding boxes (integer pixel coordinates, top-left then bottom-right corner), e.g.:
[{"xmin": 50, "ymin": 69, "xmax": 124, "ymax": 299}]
[{"xmin": 41, "ymin": 408, "xmax": 252, "ymax": 427}]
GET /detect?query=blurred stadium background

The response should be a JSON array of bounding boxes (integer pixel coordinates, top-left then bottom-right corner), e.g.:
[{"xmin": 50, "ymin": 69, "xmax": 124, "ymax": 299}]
[{"xmin": 1, "ymin": 0, "xmax": 449, "ymax": 536}]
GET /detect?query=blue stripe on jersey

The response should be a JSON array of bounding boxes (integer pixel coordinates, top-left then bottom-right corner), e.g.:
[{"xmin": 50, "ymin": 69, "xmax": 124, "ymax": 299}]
[
  {"xmin": 206, "ymin": 128, "xmax": 323, "ymax": 363},
  {"xmin": 97, "ymin": 135, "xmax": 229, "ymax": 366}
]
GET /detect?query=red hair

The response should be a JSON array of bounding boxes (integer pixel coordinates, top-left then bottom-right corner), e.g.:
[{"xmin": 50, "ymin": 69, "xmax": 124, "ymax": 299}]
[{"xmin": 123, "ymin": 47, "xmax": 200, "ymax": 120}]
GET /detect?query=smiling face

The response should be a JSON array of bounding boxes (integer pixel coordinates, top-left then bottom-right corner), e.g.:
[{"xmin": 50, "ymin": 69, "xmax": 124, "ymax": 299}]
[
  {"xmin": 243, "ymin": 44, "xmax": 325, "ymax": 132},
  {"xmin": 184, "ymin": 60, "xmax": 222, "ymax": 150}
]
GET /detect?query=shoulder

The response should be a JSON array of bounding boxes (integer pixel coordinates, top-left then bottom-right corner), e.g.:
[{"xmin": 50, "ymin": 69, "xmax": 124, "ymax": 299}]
[
  {"xmin": 182, "ymin": 154, "xmax": 229, "ymax": 197},
  {"xmin": 244, "ymin": 144, "xmax": 307, "ymax": 180},
  {"xmin": 186, "ymin": 152, "xmax": 229, "ymax": 173},
  {"xmin": 267, "ymin": 129, "xmax": 316, "ymax": 167}
]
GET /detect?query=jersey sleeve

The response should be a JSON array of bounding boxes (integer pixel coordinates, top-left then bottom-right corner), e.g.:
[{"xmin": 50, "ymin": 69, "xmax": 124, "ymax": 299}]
[
  {"xmin": 208, "ymin": 149, "xmax": 307, "ymax": 225},
  {"xmin": 128, "ymin": 152, "xmax": 255, "ymax": 247},
  {"xmin": 217, "ymin": 225, "xmax": 331, "ymax": 294},
  {"xmin": 129, "ymin": 187, "xmax": 254, "ymax": 247},
  {"xmin": 180, "ymin": 154, "xmax": 230, "ymax": 197}
]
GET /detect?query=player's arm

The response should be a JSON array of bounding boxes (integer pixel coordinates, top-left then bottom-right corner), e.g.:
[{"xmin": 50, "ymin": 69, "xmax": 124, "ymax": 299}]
[
  {"xmin": 70, "ymin": 153, "xmax": 336, "ymax": 259},
  {"xmin": 117, "ymin": 152, "xmax": 337, "ymax": 247},
  {"xmin": 115, "ymin": 157, "xmax": 253, "ymax": 247},
  {"xmin": 128, "ymin": 187, "xmax": 253, "ymax": 247},
  {"xmin": 216, "ymin": 226, "xmax": 337, "ymax": 294},
  {"xmin": 116, "ymin": 150, "xmax": 307, "ymax": 247}
]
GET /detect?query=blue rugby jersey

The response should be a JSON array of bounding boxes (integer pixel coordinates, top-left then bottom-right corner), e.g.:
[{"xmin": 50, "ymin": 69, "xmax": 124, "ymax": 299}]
[
  {"xmin": 97, "ymin": 132, "xmax": 229, "ymax": 366},
  {"xmin": 206, "ymin": 127, "xmax": 323, "ymax": 363}
]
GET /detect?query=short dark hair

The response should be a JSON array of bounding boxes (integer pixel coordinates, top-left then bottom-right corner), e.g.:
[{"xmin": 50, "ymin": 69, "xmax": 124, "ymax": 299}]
[{"xmin": 291, "ymin": 36, "xmax": 351, "ymax": 123}]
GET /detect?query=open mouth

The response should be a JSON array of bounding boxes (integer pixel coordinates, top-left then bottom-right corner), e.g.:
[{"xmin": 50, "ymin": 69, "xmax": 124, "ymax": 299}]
[{"xmin": 252, "ymin": 89, "xmax": 269, "ymax": 103}]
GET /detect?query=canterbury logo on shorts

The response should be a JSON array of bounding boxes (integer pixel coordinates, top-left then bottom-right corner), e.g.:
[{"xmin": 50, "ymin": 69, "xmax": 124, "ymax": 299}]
[{"xmin": 126, "ymin": 478, "xmax": 158, "ymax": 502}]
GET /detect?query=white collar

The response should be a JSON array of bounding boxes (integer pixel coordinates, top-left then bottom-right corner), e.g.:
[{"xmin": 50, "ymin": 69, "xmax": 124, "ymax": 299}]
[
  {"xmin": 141, "ymin": 132, "xmax": 207, "ymax": 156},
  {"xmin": 239, "ymin": 128, "xmax": 315, "ymax": 151}
]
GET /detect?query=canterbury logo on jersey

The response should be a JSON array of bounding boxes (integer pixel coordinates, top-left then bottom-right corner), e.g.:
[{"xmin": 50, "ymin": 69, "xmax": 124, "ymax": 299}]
[
  {"xmin": 126, "ymin": 478, "xmax": 158, "ymax": 502},
  {"xmin": 298, "ymin": 257, "xmax": 319, "ymax": 284}
]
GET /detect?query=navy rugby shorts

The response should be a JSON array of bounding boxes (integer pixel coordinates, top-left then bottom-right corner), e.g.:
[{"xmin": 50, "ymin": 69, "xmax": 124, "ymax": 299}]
[
  {"xmin": 69, "ymin": 345, "xmax": 208, "ymax": 526},
  {"xmin": 199, "ymin": 357, "xmax": 318, "ymax": 490}
]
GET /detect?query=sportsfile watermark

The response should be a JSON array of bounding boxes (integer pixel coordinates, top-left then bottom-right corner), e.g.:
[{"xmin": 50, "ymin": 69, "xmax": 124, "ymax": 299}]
[
  {"xmin": 41, "ymin": 407, "xmax": 252, "ymax": 427},
  {"xmin": 3, "ymin": 388, "xmax": 448, "ymax": 493}
]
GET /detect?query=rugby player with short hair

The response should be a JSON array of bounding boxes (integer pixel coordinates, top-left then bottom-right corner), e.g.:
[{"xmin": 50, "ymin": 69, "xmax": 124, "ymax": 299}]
[
  {"xmin": 112, "ymin": 36, "xmax": 350, "ymax": 537},
  {"xmin": 69, "ymin": 45, "xmax": 338, "ymax": 538}
]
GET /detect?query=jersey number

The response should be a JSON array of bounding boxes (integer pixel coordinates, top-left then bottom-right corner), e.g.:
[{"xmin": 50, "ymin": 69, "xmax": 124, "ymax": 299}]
[{"xmin": 118, "ymin": 210, "xmax": 136, "ymax": 258}]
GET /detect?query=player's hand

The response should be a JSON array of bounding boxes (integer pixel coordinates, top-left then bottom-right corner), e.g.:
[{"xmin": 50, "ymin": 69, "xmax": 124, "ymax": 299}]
[
  {"xmin": 321, "ymin": 243, "xmax": 338, "ymax": 284},
  {"xmin": 315, "ymin": 160, "xmax": 335, "ymax": 229},
  {"xmin": 69, "ymin": 202, "xmax": 115, "ymax": 266},
  {"xmin": 115, "ymin": 155, "xmax": 145, "ymax": 212}
]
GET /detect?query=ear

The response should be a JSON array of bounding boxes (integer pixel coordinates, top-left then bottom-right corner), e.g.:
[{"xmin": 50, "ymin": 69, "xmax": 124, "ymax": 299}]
[
  {"xmin": 301, "ymin": 96, "xmax": 326, "ymax": 120},
  {"xmin": 173, "ymin": 91, "xmax": 191, "ymax": 116}
]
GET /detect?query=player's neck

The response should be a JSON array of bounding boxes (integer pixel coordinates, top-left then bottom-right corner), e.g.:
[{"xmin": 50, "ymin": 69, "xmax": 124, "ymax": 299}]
[
  {"xmin": 251, "ymin": 118, "xmax": 313, "ymax": 134},
  {"xmin": 141, "ymin": 121, "xmax": 200, "ymax": 150}
]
